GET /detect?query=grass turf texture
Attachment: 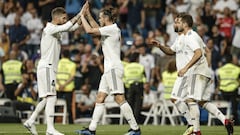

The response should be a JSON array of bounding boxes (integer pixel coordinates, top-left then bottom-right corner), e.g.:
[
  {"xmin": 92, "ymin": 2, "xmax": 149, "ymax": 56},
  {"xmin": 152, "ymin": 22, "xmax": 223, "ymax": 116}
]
[{"xmin": 0, "ymin": 124, "xmax": 239, "ymax": 135}]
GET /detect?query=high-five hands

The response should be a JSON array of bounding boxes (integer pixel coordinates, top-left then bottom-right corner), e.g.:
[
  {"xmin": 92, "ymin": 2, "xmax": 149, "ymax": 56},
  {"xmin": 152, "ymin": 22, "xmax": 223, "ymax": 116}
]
[{"xmin": 81, "ymin": 0, "xmax": 89, "ymax": 16}]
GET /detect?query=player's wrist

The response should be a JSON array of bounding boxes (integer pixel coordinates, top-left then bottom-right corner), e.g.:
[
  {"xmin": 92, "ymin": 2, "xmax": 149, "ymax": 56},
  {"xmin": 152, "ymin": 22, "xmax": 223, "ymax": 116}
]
[{"xmin": 76, "ymin": 13, "xmax": 81, "ymax": 19}]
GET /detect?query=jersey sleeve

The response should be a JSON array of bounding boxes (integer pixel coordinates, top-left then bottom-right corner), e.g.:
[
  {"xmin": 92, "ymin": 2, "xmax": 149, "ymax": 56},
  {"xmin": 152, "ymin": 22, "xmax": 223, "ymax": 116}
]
[
  {"xmin": 170, "ymin": 38, "xmax": 178, "ymax": 52},
  {"xmin": 47, "ymin": 21, "xmax": 73, "ymax": 35},
  {"xmin": 69, "ymin": 23, "xmax": 80, "ymax": 31},
  {"xmin": 187, "ymin": 35, "xmax": 201, "ymax": 51}
]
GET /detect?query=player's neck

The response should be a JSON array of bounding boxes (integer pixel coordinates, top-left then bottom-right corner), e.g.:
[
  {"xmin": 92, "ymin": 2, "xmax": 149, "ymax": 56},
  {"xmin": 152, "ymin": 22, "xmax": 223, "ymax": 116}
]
[
  {"xmin": 183, "ymin": 28, "xmax": 191, "ymax": 35},
  {"xmin": 105, "ymin": 21, "xmax": 114, "ymax": 26},
  {"xmin": 51, "ymin": 20, "xmax": 58, "ymax": 25}
]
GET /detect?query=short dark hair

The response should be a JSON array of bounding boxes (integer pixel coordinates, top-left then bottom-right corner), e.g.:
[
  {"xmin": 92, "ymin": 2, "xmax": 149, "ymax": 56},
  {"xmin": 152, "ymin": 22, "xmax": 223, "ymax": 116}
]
[
  {"xmin": 101, "ymin": 7, "xmax": 118, "ymax": 22},
  {"xmin": 51, "ymin": 7, "xmax": 66, "ymax": 18},
  {"xmin": 177, "ymin": 12, "xmax": 193, "ymax": 28},
  {"xmin": 129, "ymin": 52, "xmax": 139, "ymax": 62},
  {"xmin": 62, "ymin": 49, "xmax": 70, "ymax": 58}
]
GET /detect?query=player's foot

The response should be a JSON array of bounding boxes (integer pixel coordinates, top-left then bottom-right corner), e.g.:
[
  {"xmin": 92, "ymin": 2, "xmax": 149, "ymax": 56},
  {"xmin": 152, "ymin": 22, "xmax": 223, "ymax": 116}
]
[
  {"xmin": 46, "ymin": 129, "xmax": 64, "ymax": 135},
  {"xmin": 23, "ymin": 120, "xmax": 38, "ymax": 135},
  {"xmin": 124, "ymin": 128, "xmax": 141, "ymax": 135},
  {"xmin": 182, "ymin": 125, "xmax": 193, "ymax": 135},
  {"xmin": 225, "ymin": 119, "xmax": 234, "ymax": 135},
  {"xmin": 192, "ymin": 131, "xmax": 201, "ymax": 135},
  {"xmin": 75, "ymin": 128, "xmax": 96, "ymax": 135}
]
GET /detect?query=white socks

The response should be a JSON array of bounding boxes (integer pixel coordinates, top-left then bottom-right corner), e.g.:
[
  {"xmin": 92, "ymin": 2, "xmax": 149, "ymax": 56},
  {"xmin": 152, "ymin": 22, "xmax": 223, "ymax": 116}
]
[
  {"xmin": 203, "ymin": 102, "xmax": 225, "ymax": 124},
  {"xmin": 188, "ymin": 102, "xmax": 200, "ymax": 132},
  {"xmin": 120, "ymin": 102, "xmax": 139, "ymax": 130},
  {"xmin": 89, "ymin": 103, "xmax": 104, "ymax": 131},
  {"xmin": 45, "ymin": 96, "xmax": 57, "ymax": 132},
  {"xmin": 28, "ymin": 98, "xmax": 47, "ymax": 124},
  {"xmin": 175, "ymin": 100, "xmax": 193, "ymax": 125},
  {"xmin": 89, "ymin": 102, "xmax": 139, "ymax": 131}
]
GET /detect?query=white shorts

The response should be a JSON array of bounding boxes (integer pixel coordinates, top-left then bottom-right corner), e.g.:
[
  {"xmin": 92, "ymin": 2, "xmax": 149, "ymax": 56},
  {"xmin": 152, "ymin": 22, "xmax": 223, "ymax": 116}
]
[
  {"xmin": 187, "ymin": 74, "xmax": 212, "ymax": 101},
  {"xmin": 171, "ymin": 76, "xmax": 188, "ymax": 100},
  {"xmin": 98, "ymin": 69, "xmax": 125, "ymax": 95},
  {"xmin": 37, "ymin": 67, "xmax": 57, "ymax": 98}
]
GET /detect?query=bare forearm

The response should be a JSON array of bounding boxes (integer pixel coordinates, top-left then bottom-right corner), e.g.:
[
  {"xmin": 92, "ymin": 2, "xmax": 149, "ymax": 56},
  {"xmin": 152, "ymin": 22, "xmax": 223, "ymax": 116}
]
[
  {"xmin": 70, "ymin": 14, "xmax": 81, "ymax": 24},
  {"xmin": 81, "ymin": 16, "xmax": 92, "ymax": 33},
  {"xmin": 30, "ymin": 87, "xmax": 37, "ymax": 99},
  {"xmin": 86, "ymin": 14, "xmax": 99, "ymax": 28},
  {"xmin": 14, "ymin": 86, "xmax": 24, "ymax": 96},
  {"xmin": 63, "ymin": 77, "xmax": 74, "ymax": 86},
  {"xmin": 184, "ymin": 49, "xmax": 202, "ymax": 70},
  {"xmin": 39, "ymin": 1, "xmax": 48, "ymax": 6},
  {"xmin": 141, "ymin": 10, "xmax": 145, "ymax": 25},
  {"xmin": 19, "ymin": 35, "xmax": 30, "ymax": 46},
  {"xmin": 158, "ymin": 45, "xmax": 175, "ymax": 55}
]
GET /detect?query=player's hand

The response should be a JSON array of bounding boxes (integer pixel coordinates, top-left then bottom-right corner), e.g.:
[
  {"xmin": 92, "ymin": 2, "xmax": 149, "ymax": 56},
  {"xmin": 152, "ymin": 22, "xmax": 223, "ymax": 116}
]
[
  {"xmin": 59, "ymin": 85, "xmax": 65, "ymax": 91},
  {"xmin": 80, "ymin": 0, "xmax": 89, "ymax": 16},
  {"xmin": 178, "ymin": 67, "xmax": 188, "ymax": 77},
  {"xmin": 150, "ymin": 39, "xmax": 161, "ymax": 48}
]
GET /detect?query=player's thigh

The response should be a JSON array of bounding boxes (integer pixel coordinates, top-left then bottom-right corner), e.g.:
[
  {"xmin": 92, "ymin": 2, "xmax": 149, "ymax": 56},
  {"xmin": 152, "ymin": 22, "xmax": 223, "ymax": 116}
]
[
  {"xmin": 171, "ymin": 76, "xmax": 188, "ymax": 100},
  {"xmin": 37, "ymin": 67, "xmax": 56, "ymax": 98},
  {"xmin": 187, "ymin": 74, "xmax": 207, "ymax": 101},
  {"xmin": 202, "ymin": 78, "xmax": 212, "ymax": 101},
  {"xmin": 99, "ymin": 69, "xmax": 124, "ymax": 95},
  {"xmin": 98, "ymin": 73, "xmax": 110, "ymax": 94},
  {"xmin": 107, "ymin": 69, "xmax": 125, "ymax": 95}
]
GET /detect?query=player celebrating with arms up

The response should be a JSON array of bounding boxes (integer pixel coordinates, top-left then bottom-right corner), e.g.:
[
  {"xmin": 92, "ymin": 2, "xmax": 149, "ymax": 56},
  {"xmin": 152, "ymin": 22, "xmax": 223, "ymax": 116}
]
[
  {"xmin": 76, "ymin": 1, "xmax": 141, "ymax": 135},
  {"xmin": 24, "ymin": 5, "xmax": 85, "ymax": 135}
]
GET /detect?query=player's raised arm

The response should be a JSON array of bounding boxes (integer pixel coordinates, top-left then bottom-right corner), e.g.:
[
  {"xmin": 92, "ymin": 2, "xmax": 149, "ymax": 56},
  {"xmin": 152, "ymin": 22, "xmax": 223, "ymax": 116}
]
[
  {"xmin": 85, "ymin": 2, "xmax": 100, "ymax": 28},
  {"xmin": 47, "ymin": 7, "xmax": 83, "ymax": 34},
  {"xmin": 151, "ymin": 39, "xmax": 175, "ymax": 55},
  {"xmin": 80, "ymin": 1, "xmax": 101, "ymax": 35}
]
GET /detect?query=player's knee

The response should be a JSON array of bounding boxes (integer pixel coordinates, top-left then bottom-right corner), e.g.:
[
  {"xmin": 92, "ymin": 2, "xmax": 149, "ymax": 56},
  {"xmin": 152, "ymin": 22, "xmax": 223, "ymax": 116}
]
[
  {"xmin": 185, "ymin": 98, "xmax": 195, "ymax": 103},
  {"xmin": 96, "ymin": 93, "xmax": 107, "ymax": 103},
  {"xmin": 198, "ymin": 101, "xmax": 207, "ymax": 108},
  {"xmin": 170, "ymin": 98, "xmax": 176, "ymax": 103},
  {"xmin": 114, "ymin": 94, "xmax": 125, "ymax": 104}
]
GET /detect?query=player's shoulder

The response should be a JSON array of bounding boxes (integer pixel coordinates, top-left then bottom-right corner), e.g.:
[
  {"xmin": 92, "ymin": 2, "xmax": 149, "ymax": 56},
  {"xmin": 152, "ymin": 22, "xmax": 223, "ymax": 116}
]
[
  {"xmin": 186, "ymin": 29, "xmax": 197, "ymax": 36},
  {"xmin": 186, "ymin": 30, "xmax": 201, "ymax": 40},
  {"xmin": 44, "ymin": 22, "xmax": 55, "ymax": 32}
]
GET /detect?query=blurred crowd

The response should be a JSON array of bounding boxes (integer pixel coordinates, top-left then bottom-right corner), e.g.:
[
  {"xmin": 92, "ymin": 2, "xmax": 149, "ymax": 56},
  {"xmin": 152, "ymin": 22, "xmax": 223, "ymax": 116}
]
[{"xmin": 0, "ymin": 0, "xmax": 239, "ymax": 124}]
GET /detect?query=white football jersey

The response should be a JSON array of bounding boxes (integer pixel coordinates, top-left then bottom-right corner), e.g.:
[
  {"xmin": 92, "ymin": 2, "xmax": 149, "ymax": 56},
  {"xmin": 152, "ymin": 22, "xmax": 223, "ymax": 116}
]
[
  {"xmin": 183, "ymin": 29, "xmax": 211, "ymax": 78},
  {"xmin": 38, "ymin": 21, "xmax": 74, "ymax": 71},
  {"xmin": 170, "ymin": 34, "xmax": 188, "ymax": 72},
  {"xmin": 99, "ymin": 23, "xmax": 123, "ymax": 73}
]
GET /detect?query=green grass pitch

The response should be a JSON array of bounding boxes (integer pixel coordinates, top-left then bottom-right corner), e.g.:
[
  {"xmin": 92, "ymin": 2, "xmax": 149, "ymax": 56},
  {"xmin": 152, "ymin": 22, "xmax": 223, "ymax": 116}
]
[{"xmin": 0, "ymin": 124, "xmax": 239, "ymax": 135}]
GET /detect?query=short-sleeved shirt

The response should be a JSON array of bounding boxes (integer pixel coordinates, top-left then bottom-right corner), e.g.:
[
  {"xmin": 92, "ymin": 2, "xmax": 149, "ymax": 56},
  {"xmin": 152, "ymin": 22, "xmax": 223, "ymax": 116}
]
[
  {"xmin": 183, "ymin": 30, "xmax": 211, "ymax": 78},
  {"xmin": 139, "ymin": 54, "xmax": 155, "ymax": 82},
  {"xmin": 99, "ymin": 23, "xmax": 123, "ymax": 73},
  {"xmin": 171, "ymin": 34, "xmax": 188, "ymax": 71}
]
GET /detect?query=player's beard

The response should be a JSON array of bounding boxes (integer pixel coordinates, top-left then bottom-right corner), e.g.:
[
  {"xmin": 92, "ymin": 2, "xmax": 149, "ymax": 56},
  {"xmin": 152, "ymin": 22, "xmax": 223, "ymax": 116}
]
[
  {"xmin": 100, "ymin": 21, "xmax": 105, "ymax": 27},
  {"xmin": 174, "ymin": 27, "xmax": 184, "ymax": 32}
]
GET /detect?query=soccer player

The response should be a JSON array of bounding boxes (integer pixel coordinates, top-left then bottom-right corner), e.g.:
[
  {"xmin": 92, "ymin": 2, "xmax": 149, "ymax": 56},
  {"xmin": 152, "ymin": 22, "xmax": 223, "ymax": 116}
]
[
  {"xmin": 151, "ymin": 16, "xmax": 194, "ymax": 135},
  {"xmin": 173, "ymin": 13, "xmax": 233, "ymax": 135},
  {"xmin": 76, "ymin": 2, "xmax": 140, "ymax": 135},
  {"xmin": 23, "ymin": 6, "xmax": 85, "ymax": 135}
]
